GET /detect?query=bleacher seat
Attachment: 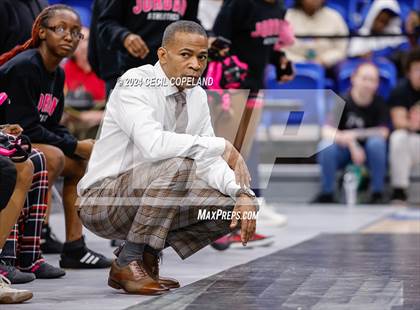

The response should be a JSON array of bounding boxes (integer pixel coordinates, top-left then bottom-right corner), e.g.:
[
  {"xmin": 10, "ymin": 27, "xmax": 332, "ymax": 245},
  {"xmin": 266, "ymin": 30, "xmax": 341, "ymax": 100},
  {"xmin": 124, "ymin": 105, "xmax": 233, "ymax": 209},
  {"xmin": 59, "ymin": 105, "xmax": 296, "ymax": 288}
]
[
  {"xmin": 263, "ymin": 63, "xmax": 326, "ymax": 127},
  {"xmin": 337, "ymin": 58, "xmax": 397, "ymax": 99}
]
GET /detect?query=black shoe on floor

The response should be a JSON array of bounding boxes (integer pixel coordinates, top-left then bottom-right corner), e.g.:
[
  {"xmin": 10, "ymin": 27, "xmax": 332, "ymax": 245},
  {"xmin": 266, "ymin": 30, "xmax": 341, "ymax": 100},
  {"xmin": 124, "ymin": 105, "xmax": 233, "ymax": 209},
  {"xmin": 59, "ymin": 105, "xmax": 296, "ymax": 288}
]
[
  {"xmin": 0, "ymin": 261, "xmax": 35, "ymax": 284},
  {"xmin": 391, "ymin": 188, "xmax": 408, "ymax": 203},
  {"xmin": 40, "ymin": 224, "xmax": 63, "ymax": 254},
  {"xmin": 59, "ymin": 237, "xmax": 112, "ymax": 269},
  {"xmin": 25, "ymin": 260, "xmax": 65, "ymax": 279},
  {"xmin": 311, "ymin": 193, "xmax": 337, "ymax": 204},
  {"xmin": 368, "ymin": 192, "xmax": 385, "ymax": 204}
]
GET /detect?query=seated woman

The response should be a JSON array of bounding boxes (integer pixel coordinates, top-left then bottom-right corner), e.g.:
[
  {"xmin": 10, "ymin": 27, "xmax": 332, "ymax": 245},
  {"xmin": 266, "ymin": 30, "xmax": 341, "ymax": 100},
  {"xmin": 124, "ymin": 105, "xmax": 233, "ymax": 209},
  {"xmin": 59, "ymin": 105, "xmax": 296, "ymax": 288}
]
[
  {"xmin": 0, "ymin": 124, "xmax": 64, "ymax": 284},
  {"xmin": 284, "ymin": 0, "xmax": 349, "ymax": 71},
  {"xmin": 313, "ymin": 62, "xmax": 389, "ymax": 204},
  {"xmin": 0, "ymin": 5, "xmax": 111, "ymax": 268},
  {"xmin": 348, "ymin": 0, "xmax": 408, "ymax": 59}
]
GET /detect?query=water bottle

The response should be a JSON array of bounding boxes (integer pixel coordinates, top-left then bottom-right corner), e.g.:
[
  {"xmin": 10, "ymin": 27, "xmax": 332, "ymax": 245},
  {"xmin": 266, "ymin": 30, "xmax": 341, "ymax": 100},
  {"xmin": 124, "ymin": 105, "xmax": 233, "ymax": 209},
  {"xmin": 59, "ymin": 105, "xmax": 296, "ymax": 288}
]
[{"xmin": 343, "ymin": 165, "xmax": 361, "ymax": 206}]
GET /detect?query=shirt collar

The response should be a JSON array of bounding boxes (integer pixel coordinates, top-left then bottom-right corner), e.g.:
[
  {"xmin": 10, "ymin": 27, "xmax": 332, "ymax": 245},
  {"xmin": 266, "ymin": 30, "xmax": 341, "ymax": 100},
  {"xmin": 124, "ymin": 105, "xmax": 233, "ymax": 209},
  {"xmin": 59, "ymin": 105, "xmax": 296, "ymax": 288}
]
[{"xmin": 153, "ymin": 62, "xmax": 193, "ymax": 98}]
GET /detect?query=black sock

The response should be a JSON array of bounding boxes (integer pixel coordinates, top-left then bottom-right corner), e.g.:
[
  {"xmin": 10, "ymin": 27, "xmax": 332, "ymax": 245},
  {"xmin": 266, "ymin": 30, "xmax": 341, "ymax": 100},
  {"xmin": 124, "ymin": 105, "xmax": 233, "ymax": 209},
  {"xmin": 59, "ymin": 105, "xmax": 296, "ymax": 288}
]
[
  {"xmin": 62, "ymin": 237, "xmax": 87, "ymax": 259},
  {"xmin": 144, "ymin": 245, "xmax": 161, "ymax": 257},
  {"xmin": 117, "ymin": 241, "xmax": 145, "ymax": 267}
]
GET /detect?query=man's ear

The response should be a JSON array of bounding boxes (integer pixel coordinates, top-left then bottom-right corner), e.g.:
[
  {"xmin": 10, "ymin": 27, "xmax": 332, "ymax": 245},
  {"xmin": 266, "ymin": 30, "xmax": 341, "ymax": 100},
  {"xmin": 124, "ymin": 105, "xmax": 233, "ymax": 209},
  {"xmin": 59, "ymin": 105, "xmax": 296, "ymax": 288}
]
[
  {"xmin": 38, "ymin": 27, "xmax": 47, "ymax": 40},
  {"xmin": 157, "ymin": 47, "xmax": 168, "ymax": 64}
]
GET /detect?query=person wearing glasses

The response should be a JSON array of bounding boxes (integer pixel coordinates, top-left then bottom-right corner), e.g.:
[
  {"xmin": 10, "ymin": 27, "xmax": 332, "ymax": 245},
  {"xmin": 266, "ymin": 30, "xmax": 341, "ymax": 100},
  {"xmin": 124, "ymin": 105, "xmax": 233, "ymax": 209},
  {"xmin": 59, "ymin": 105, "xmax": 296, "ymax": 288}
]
[{"xmin": 0, "ymin": 5, "xmax": 112, "ymax": 269}]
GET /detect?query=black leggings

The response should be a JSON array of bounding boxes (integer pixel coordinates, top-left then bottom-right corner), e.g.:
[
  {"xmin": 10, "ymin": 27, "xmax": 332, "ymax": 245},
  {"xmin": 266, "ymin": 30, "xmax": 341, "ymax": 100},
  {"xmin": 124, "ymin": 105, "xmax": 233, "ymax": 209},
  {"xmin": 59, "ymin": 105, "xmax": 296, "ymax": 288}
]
[{"xmin": 0, "ymin": 156, "xmax": 16, "ymax": 211}]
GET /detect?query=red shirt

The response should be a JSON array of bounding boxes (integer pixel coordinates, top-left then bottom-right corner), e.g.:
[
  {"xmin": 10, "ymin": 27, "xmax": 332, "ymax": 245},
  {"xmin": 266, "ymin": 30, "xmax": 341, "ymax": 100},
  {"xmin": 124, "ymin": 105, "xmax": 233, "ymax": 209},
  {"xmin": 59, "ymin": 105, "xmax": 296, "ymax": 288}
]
[{"xmin": 64, "ymin": 59, "xmax": 106, "ymax": 101}]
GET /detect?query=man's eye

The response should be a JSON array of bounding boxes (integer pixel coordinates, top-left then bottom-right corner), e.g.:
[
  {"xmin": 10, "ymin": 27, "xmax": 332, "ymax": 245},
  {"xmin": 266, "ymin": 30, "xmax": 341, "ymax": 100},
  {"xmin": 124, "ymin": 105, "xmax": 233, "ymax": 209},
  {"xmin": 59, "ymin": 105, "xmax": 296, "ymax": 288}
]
[
  {"xmin": 199, "ymin": 55, "xmax": 208, "ymax": 61},
  {"xmin": 181, "ymin": 53, "xmax": 190, "ymax": 58}
]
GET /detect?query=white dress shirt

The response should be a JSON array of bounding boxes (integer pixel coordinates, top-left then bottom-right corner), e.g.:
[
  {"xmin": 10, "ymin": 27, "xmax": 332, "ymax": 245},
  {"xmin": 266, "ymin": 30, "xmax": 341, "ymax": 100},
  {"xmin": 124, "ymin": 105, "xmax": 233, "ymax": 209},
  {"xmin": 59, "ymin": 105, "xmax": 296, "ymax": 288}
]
[{"xmin": 77, "ymin": 62, "xmax": 242, "ymax": 199}]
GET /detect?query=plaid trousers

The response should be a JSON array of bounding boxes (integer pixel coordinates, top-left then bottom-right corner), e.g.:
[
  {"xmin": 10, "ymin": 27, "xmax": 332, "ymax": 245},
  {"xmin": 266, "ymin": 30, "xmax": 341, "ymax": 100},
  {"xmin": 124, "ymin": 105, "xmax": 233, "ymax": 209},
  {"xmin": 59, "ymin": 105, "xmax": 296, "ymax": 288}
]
[
  {"xmin": 78, "ymin": 157, "xmax": 238, "ymax": 259},
  {"xmin": 0, "ymin": 150, "xmax": 48, "ymax": 269}
]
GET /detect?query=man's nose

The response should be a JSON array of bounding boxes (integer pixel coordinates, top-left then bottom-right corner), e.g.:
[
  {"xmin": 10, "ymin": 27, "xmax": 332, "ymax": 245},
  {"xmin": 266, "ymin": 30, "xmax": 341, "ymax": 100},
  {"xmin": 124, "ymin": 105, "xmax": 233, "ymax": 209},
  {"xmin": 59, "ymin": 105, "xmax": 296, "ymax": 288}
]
[{"xmin": 189, "ymin": 57, "xmax": 201, "ymax": 71}]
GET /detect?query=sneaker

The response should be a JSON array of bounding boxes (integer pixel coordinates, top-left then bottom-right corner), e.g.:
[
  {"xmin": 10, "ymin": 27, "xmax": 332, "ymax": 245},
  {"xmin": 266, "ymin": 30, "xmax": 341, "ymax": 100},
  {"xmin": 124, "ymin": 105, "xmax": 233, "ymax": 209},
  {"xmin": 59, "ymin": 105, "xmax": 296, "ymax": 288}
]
[
  {"xmin": 0, "ymin": 261, "xmax": 35, "ymax": 284},
  {"xmin": 368, "ymin": 192, "xmax": 386, "ymax": 204},
  {"xmin": 258, "ymin": 198, "xmax": 287, "ymax": 227},
  {"xmin": 24, "ymin": 259, "xmax": 65, "ymax": 279},
  {"xmin": 0, "ymin": 274, "xmax": 33, "ymax": 304},
  {"xmin": 391, "ymin": 188, "xmax": 408, "ymax": 203},
  {"xmin": 60, "ymin": 248, "xmax": 112, "ymax": 269},
  {"xmin": 228, "ymin": 232, "xmax": 274, "ymax": 249},
  {"xmin": 40, "ymin": 224, "xmax": 63, "ymax": 254},
  {"xmin": 311, "ymin": 193, "xmax": 337, "ymax": 204}
]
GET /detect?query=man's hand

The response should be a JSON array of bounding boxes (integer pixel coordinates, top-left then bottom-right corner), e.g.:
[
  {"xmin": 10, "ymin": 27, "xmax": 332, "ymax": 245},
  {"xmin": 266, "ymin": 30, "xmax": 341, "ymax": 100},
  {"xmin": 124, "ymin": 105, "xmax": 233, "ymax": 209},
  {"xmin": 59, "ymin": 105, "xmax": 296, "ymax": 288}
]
[
  {"xmin": 0, "ymin": 124, "xmax": 23, "ymax": 136},
  {"xmin": 349, "ymin": 140, "xmax": 366, "ymax": 166},
  {"xmin": 335, "ymin": 130, "xmax": 357, "ymax": 147},
  {"xmin": 75, "ymin": 139, "xmax": 95, "ymax": 160},
  {"xmin": 230, "ymin": 195, "xmax": 257, "ymax": 246},
  {"xmin": 123, "ymin": 34, "xmax": 150, "ymax": 59},
  {"xmin": 222, "ymin": 140, "xmax": 251, "ymax": 188}
]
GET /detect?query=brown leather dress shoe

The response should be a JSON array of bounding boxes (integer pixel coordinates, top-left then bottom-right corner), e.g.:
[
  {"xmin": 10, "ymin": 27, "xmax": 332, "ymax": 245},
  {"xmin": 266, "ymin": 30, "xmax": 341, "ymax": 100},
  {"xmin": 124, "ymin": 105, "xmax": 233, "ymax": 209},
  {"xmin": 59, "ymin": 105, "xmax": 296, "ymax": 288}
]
[
  {"xmin": 143, "ymin": 252, "xmax": 180, "ymax": 289},
  {"xmin": 108, "ymin": 260, "xmax": 169, "ymax": 295}
]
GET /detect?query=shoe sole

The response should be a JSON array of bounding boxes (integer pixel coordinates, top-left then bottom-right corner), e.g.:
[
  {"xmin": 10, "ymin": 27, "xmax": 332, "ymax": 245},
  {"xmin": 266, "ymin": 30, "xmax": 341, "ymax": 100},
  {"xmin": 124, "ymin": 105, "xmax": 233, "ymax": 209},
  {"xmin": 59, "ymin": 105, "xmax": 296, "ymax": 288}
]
[
  {"xmin": 0, "ymin": 291, "xmax": 33, "ymax": 304},
  {"xmin": 108, "ymin": 278, "xmax": 168, "ymax": 295},
  {"xmin": 60, "ymin": 259, "xmax": 111, "ymax": 269}
]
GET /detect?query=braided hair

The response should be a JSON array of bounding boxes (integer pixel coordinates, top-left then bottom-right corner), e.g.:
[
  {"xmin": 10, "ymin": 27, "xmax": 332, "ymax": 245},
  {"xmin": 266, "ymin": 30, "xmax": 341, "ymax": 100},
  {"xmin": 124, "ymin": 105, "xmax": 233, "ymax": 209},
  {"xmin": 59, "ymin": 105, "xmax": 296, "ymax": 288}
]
[{"xmin": 0, "ymin": 4, "xmax": 80, "ymax": 66}]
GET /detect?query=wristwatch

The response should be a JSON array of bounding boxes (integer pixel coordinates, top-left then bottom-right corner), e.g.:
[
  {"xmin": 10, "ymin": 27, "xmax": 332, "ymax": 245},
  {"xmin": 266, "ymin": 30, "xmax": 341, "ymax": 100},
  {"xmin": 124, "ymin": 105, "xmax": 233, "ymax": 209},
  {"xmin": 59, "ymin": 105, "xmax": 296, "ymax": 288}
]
[{"xmin": 236, "ymin": 187, "xmax": 256, "ymax": 198}]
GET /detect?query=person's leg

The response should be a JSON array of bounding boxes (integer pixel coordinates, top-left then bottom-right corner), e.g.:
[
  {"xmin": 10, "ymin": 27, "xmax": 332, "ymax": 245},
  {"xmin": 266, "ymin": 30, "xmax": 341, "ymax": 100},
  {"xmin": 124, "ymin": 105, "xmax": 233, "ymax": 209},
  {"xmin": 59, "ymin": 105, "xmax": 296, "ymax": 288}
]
[
  {"xmin": 31, "ymin": 144, "xmax": 64, "ymax": 253},
  {"xmin": 0, "ymin": 160, "xmax": 33, "ymax": 248},
  {"xmin": 59, "ymin": 155, "xmax": 111, "ymax": 268},
  {"xmin": 0, "ymin": 160, "xmax": 36, "ymax": 284},
  {"xmin": 317, "ymin": 141, "xmax": 351, "ymax": 194},
  {"xmin": 389, "ymin": 130, "xmax": 411, "ymax": 189},
  {"xmin": 364, "ymin": 137, "xmax": 387, "ymax": 194}
]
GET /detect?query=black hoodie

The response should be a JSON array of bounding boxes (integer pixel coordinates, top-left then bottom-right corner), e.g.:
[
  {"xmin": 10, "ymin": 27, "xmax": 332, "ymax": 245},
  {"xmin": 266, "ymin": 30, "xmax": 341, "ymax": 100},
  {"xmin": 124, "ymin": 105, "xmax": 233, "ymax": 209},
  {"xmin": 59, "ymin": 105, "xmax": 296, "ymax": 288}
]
[
  {"xmin": 0, "ymin": 0, "xmax": 48, "ymax": 54},
  {"xmin": 97, "ymin": 0, "xmax": 200, "ymax": 73},
  {"xmin": 0, "ymin": 49, "xmax": 78, "ymax": 156}
]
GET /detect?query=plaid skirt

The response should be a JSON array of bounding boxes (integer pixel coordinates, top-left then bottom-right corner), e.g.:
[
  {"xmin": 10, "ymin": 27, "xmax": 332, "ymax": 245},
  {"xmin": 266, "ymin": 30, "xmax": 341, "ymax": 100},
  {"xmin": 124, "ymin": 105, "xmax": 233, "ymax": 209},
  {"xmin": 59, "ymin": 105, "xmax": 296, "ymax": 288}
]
[
  {"xmin": 0, "ymin": 150, "xmax": 48, "ymax": 269},
  {"xmin": 78, "ymin": 157, "xmax": 237, "ymax": 259}
]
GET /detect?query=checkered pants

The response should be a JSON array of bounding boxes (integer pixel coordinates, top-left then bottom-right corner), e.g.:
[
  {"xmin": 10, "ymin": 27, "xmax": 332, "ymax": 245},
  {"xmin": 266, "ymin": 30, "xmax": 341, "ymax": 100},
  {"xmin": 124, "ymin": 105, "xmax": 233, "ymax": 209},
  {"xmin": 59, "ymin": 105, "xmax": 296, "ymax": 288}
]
[
  {"xmin": 78, "ymin": 157, "xmax": 237, "ymax": 259},
  {"xmin": 0, "ymin": 150, "xmax": 48, "ymax": 269}
]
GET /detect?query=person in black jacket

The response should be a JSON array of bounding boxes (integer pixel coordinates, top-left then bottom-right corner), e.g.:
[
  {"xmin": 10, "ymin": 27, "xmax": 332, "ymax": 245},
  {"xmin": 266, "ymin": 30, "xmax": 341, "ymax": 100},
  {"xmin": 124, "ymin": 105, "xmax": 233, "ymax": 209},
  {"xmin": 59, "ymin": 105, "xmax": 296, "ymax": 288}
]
[
  {"xmin": 97, "ymin": 0, "xmax": 200, "ymax": 77},
  {"xmin": 87, "ymin": 0, "xmax": 120, "ymax": 98},
  {"xmin": 0, "ymin": 4, "xmax": 112, "ymax": 269},
  {"xmin": 0, "ymin": 0, "xmax": 48, "ymax": 55}
]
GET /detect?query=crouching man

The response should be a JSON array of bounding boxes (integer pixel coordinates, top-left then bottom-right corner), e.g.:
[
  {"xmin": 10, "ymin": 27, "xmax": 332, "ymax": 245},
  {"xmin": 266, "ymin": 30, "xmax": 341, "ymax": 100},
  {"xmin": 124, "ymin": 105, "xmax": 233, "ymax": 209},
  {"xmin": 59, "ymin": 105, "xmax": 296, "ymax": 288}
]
[{"xmin": 77, "ymin": 21, "xmax": 258, "ymax": 295}]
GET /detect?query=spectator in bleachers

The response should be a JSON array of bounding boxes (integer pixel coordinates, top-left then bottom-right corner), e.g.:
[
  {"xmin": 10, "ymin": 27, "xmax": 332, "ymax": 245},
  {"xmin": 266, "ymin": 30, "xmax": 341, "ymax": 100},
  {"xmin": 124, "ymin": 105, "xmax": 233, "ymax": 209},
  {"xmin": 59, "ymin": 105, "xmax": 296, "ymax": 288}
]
[
  {"xmin": 313, "ymin": 62, "xmax": 389, "ymax": 204},
  {"xmin": 97, "ymin": 0, "xmax": 200, "ymax": 83},
  {"xmin": 283, "ymin": 0, "xmax": 348, "ymax": 70},
  {"xmin": 65, "ymin": 27, "xmax": 106, "ymax": 103},
  {"xmin": 348, "ymin": 0, "xmax": 408, "ymax": 59},
  {"xmin": 0, "ymin": 5, "xmax": 112, "ymax": 269},
  {"xmin": 0, "ymin": 0, "xmax": 48, "ymax": 55},
  {"xmin": 0, "ymin": 154, "xmax": 33, "ymax": 304},
  {"xmin": 63, "ymin": 27, "xmax": 106, "ymax": 139},
  {"xmin": 389, "ymin": 47, "xmax": 420, "ymax": 203}
]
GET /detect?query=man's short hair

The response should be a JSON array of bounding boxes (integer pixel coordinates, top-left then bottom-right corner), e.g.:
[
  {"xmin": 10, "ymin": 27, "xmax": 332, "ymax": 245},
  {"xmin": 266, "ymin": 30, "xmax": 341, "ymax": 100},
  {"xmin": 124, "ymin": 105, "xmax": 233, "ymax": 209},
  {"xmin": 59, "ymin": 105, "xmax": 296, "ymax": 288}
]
[
  {"xmin": 162, "ymin": 21, "xmax": 207, "ymax": 47},
  {"xmin": 405, "ymin": 47, "xmax": 420, "ymax": 73}
]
